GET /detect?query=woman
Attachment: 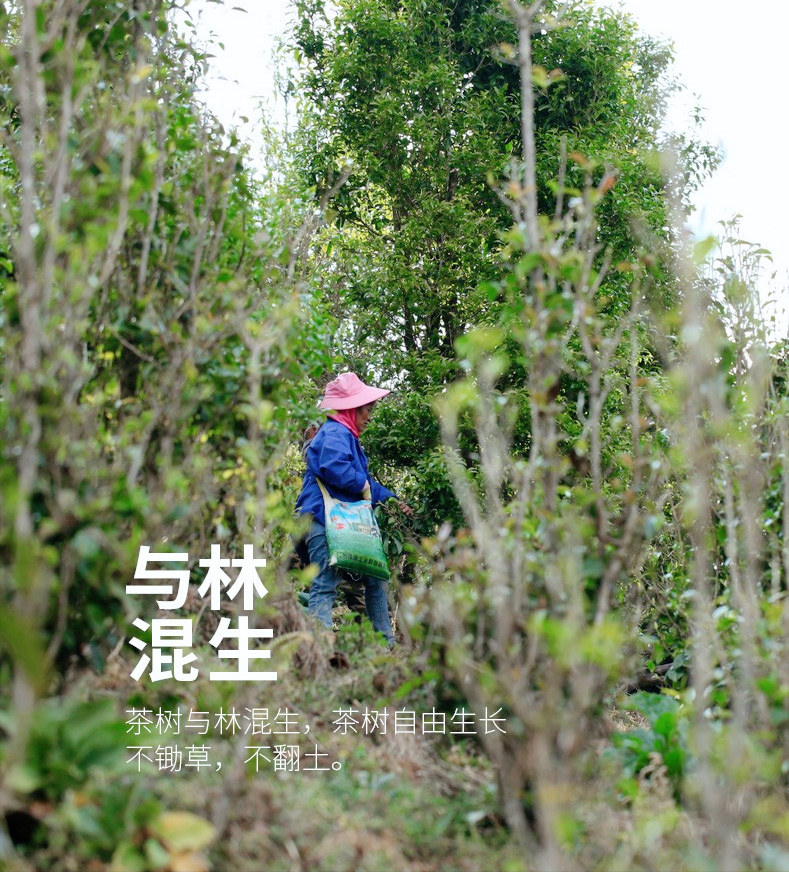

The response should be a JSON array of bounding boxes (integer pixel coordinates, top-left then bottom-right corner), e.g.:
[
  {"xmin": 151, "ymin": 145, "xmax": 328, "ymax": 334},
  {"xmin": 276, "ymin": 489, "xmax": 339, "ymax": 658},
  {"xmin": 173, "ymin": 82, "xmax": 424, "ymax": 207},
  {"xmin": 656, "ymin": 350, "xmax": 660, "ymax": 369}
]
[{"xmin": 296, "ymin": 372, "xmax": 410, "ymax": 646}]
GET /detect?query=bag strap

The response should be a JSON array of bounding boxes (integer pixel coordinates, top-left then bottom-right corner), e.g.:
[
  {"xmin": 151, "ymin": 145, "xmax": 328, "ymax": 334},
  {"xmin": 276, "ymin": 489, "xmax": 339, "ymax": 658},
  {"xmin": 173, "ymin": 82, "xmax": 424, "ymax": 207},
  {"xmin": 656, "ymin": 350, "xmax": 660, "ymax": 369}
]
[
  {"xmin": 315, "ymin": 476, "xmax": 335, "ymax": 517},
  {"xmin": 316, "ymin": 476, "xmax": 371, "ymax": 511}
]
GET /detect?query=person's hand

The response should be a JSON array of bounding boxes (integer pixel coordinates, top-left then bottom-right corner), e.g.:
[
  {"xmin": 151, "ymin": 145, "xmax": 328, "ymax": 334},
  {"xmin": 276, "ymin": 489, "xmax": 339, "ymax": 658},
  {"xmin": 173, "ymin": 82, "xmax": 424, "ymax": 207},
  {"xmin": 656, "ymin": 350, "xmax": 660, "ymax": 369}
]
[
  {"xmin": 361, "ymin": 481, "xmax": 372, "ymax": 501},
  {"xmin": 398, "ymin": 500, "xmax": 414, "ymax": 518}
]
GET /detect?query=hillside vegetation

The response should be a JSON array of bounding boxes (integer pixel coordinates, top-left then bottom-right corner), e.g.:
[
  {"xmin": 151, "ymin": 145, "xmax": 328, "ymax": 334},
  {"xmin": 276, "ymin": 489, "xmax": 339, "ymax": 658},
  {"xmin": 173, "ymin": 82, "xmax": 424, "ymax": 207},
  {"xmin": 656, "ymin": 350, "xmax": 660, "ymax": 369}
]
[{"xmin": 1, "ymin": 2, "xmax": 788, "ymax": 870}]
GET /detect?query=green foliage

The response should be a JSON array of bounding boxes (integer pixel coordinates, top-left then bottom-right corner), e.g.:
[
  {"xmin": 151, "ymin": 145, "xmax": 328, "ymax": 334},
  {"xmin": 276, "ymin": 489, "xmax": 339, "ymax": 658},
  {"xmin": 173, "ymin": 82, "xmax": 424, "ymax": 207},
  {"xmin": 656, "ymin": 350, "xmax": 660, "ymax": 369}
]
[
  {"xmin": 0, "ymin": 695, "xmax": 179, "ymax": 866},
  {"xmin": 290, "ymin": 0, "xmax": 704, "ymax": 376},
  {"xmin": 0, "ymin": 0, "xmax": 786, "ymax": 869},
  {"xmin": 610, "ymin": 692, "xmax": 688, "ymax": 797},
  {"xmin": 287, "ymin": 0, "xmax": 718, "ymax": 540},
  {"xmin": 0, "ymin": 0, "xmax": 337, "ymax": 859},
  {"xmin": 2, "ymin": 697, "xmax": 126, "ymax": 802},
  {"xmin": 366, "ymin": 393, "xmax": 466, "ymax": 534},
  {"xmin": 0, "ymin": 0, "xmax": 333, "ymax": 672}
]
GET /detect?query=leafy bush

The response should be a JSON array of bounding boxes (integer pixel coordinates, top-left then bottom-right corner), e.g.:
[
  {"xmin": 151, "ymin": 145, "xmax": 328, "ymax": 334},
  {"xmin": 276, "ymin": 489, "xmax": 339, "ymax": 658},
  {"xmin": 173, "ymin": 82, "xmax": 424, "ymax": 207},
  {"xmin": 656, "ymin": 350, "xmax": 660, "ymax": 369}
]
[{"xmin": 609, "ymin": 692, "xmax": 688, "ymax": 799}]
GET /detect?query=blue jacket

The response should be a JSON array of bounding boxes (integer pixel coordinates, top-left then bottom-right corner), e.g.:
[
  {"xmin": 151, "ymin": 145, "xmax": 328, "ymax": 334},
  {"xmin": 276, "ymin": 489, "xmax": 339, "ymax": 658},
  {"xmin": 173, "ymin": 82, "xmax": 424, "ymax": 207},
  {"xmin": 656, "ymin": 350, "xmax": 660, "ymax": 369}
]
[{"xmin": 296, "ymin": 420, "xmax": 396, "ymax": 525}]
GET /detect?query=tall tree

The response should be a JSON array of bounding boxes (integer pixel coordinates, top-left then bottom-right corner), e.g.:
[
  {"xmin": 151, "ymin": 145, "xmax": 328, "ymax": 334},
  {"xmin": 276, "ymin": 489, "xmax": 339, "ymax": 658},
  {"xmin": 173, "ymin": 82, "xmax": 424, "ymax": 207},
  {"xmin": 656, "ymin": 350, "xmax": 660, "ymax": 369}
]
[
  {"xmin": 291, "ymin": 0, "xmax": 712, "ymax": 386},
  {"xmin": 288, "ymin": 0, "xmax": 716, "ymax": 528}
]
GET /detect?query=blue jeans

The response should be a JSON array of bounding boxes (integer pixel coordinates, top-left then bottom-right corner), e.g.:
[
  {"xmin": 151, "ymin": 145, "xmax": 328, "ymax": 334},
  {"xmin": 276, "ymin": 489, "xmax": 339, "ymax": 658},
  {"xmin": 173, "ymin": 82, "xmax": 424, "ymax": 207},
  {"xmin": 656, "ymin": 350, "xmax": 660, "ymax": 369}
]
[{"xmin": 306, "ymin": 520, "xmax": 395, "ymax": 645}]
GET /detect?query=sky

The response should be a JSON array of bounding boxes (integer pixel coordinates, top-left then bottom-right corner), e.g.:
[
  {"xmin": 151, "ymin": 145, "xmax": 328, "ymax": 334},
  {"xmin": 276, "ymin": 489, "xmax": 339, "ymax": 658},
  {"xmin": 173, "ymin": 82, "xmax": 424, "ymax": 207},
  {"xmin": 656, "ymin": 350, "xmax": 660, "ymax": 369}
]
[
  {"xmin": 613, "ymin": 0, "xmax": 789, "ymax": 322},
  {"xmin": 186, "ymin": 0, "xmax": 789, "ymax": 325}
]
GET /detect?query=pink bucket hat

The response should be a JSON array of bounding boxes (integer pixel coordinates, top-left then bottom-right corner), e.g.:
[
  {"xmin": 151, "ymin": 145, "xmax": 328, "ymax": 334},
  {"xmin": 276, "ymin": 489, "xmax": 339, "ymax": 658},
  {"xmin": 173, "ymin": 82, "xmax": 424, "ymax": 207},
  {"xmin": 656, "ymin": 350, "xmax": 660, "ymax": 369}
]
[{"xmin": 319, "ymin": 372, "xmax": 391, "ymax": 410}]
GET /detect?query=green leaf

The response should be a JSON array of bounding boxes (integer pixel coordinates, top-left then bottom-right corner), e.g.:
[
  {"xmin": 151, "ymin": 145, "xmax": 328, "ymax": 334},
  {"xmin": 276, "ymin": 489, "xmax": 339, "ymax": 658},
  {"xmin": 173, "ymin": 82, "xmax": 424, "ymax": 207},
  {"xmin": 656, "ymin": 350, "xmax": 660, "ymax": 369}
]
[
  {"xmin": 531, "ymin": 65, "xmax": 549, "ymax": 88},
  {"xmin": 111, "ymin": 841, "xmax": 148, "ymax": 872},
  {"xmin": 626, "ymin": 691, "xmax": 681, "ymax": 727},
  {"xmin": 144, "ymin": 837, "xmax": 171, "ymax": 870},
  {"xmin": 150, "ymin": 811, "xmax": 216, "ymax": 853},
  {"xmin": 692, "ymin": 235, "xmax": 717, "ymax": 264},
  {"xmin": 455, "ymin": 327, "xmax": 504, "ymax": 359}
]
